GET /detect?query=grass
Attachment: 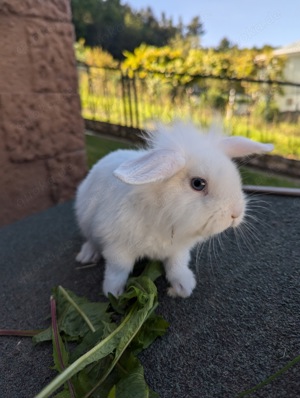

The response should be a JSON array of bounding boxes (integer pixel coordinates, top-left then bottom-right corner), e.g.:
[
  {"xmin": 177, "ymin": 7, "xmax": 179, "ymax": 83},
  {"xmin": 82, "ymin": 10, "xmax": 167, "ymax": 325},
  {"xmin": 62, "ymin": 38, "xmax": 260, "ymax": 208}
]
[
  {"xmin": 228, "ymin": 117, "xmax": 300, "ymax": 159},
  {"xmin": 78, "ymin": 69, "xmax": 300, "ymax": 159},
  {"xmin": 240, "ymin": 166, "xmax": 300, "ymax": 188},
  {"xmin": 82, "ymin": 93, "xmax": 300, "ymax": 158},
  {"xmin": 81, "ymin": 92, "xmax": 212, "ymax": 130},
  {"xmin": 85, "ymin": 133, "xmax": 133, "ymax": 169},
  {"xmin": 85, "ymin": 134, "xmax": 300, "ymax": 188}
]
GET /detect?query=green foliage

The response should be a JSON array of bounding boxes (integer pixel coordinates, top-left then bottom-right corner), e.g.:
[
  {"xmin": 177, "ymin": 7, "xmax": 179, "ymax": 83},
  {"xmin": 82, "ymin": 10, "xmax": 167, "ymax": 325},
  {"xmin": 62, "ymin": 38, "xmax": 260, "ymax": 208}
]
[
  {"xmin": 240, "ymin": 167, "xmax": 300, "ymax": 188},
  {"xmin": 238, "ymin": 353, "xmax": 300, "ymax": 397},
  {"xmin": 123, "ymin": 44, "xmax": 184, "ymax": 74},
  {"xmin": 85, "ymin": 135, "xmax": 300, "ymax": 189},
  {"xmin": 34, "ymin": 262, "xmax": 168, "ymax": 398},
  {"xmin": 121, "ymin": 43, "xmax": 286, "ymax": 116},
  {"xmin": 85, "ymin": 135, "xmax": 131, "ymax": 169},
  {"xmin": 227, "ymin": 116, "xmax": 300, "ymax": 158},
  {"xmin": 216, "ymin": 37, "xmax": 236, "ymax": 52},
  {"xmin": 186, "ymin": 16, "xmax": 205, "ymax": 37},
  {"xmin": 71, "ymin": 0, "xmax": 204, "ymax": 59},
  {"xmin": 71, "ymin": 0, "xmax": 124, "ymax": 58},
  {"xmin": 204, "ymin": 87, "xmax": 228, "ymax": 110},
  {"xmin": 122, "ymin": 42, "xmax": 285, "ymax": 83},
  {"xmin": 75, "ymin": 39, "xmax": 118, "ymax": 68},
  {"xmin": 252, "ymin": 99, "xmax": 279, "ymax": 123},
  {"xmin": 74, "ymin": 30, "xmax": 298, "ymax": 161}
]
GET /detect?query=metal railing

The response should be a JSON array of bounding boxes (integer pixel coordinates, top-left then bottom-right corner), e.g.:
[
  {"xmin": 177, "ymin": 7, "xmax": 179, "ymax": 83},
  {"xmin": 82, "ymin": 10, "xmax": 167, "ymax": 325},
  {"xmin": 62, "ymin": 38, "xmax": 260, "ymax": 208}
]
[
  {"xmin": 77, "ymin": 64, "xmax": 140, "ymax": 128},
  {"xmin": 77, "ymin": 62, "xmax": 300, "ymax": 158}
]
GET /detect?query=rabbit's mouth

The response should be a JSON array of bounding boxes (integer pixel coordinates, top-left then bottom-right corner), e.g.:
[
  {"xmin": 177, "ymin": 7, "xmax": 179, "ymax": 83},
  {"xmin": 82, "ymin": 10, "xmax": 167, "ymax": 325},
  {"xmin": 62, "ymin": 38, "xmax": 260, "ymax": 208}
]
[
  {"xmin": 231, "ymin": 218, "xmax": 241, "ymax": 228},
  {"xmin": 231, "ymin": 211, "xmax": 245, "ymax": 228}
]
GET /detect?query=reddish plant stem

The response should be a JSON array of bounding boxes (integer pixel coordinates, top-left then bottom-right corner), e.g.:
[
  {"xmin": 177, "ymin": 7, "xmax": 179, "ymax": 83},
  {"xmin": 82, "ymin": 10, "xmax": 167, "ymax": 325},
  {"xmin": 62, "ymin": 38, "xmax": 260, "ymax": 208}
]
[
  {"xmin": 50, "ymin": 296, "xmax": 76, "ymax": 398},
  {"xmin": 0, "ymin": 330, "xmax": 42, "ymax": 337}
]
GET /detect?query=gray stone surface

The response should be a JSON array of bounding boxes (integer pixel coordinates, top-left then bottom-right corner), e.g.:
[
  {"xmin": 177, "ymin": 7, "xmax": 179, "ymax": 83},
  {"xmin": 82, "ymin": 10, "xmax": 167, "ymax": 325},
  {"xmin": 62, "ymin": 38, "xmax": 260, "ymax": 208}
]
[{"xmin": 0, "ymin": 195, "xmax": 300, "ymax": 398}]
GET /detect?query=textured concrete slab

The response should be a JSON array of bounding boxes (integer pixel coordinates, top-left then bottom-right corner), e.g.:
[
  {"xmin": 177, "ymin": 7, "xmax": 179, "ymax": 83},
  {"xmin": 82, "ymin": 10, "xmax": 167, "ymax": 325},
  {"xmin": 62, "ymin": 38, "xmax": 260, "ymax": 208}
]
[{"xmin": 0, "ymin": 196, "xmax": 300, "ymax": 398}]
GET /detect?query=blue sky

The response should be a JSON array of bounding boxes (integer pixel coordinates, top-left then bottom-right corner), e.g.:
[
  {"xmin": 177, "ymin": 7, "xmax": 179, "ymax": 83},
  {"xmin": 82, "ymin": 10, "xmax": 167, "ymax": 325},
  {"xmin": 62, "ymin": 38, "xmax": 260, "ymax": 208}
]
[{"xmin": 126, "ymin": 0, "xmax": 299, "ymax": 49}]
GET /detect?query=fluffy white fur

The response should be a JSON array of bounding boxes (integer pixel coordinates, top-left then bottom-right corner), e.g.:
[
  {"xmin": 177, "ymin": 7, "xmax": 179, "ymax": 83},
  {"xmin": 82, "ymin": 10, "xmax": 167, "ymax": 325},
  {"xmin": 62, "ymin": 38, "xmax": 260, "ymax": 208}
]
[{"xmin": 75, "ymin": 122, "xmax": 273, "ymax": 298}]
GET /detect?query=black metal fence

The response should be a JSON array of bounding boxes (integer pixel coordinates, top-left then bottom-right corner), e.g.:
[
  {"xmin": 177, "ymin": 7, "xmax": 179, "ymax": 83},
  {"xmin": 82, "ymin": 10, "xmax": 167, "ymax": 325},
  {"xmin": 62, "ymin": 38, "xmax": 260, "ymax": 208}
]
[
  {"xmin": 77, "ymin": 63, "xmax": 300, "ymax": 158},
  {"xmin": 77, "ymin": 64, "xmax": 140, "ymax": 127}
]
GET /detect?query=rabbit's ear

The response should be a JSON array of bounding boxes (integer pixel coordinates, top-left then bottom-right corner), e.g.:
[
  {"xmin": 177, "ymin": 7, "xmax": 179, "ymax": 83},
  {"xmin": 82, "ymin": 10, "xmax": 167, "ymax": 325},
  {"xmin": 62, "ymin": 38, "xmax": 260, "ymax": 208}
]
[
  {"xmin": 219, "ymin": 136, "xmax": 274, "ymax": 158},
  {"xmin": 113, "ymin": 149, "xmax": 186, "ymax": 185}
]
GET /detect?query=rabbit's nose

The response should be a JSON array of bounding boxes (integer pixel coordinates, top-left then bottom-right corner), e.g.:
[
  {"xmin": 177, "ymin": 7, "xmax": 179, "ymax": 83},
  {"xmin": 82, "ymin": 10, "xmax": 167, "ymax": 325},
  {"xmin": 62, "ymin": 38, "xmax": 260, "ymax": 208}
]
[
  {"xmin": 231, "ymin": 209, "xmax": 242, "ymax": 219},
  {"xmin": 231, "ymin": 203, "xmax": 243, "ymax": 219}
]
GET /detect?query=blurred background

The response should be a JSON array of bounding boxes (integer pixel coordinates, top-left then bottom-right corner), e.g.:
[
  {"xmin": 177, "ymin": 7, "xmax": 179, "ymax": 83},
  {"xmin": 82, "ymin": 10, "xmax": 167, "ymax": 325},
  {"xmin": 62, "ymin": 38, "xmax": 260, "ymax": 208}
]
[{"xmin": 73, "ymin": 0, "xmax": 300, "ymax": 184}]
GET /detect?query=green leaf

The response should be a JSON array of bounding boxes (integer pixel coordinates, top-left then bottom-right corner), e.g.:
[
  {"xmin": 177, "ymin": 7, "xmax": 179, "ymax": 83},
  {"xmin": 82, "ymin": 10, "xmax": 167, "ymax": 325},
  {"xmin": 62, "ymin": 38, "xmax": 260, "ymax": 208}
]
[
  {"xmin": 82, "ymin": 303, "xmax": 157, "ymax": 397},
  {"xmin": 76, "ymin": 358, "xmax": 120, "ymax": 398},
  {"xmin": 108, "ymin": 385, "xmax": 116, "ymax": 398},
  {"xmin": 33, "ymin": 327, "xmax": 52, "ymax": 345},
  {"xmin": 35, "ymin": 262, "xmax": 167, "ymax": 398},
  {"xmin": 108, "ymin": 263, "xmax": 163, "ymax": 314},
  {"xmin": 60, "ymin": 301, "xmax": 111, "ymax": 338},
  {"xmin": 34, "ymin": 288, "xmax": 112, "ymax": 345},
  {"xmin": 114, "ymin": 353, "xmax": 157, "ymax": 398},
  {"xmin": 55, "ymin": 287, "xmax": 111, "ymax": 337},
  {"xmin": 238, "ymin": 353, "xmax": 300, "ymax": 397},
  {"xmin": 102, "ymin": 352, "xmax": 159, "ymax": 398},
  {"xmin": 53, "ymin": 389, "xmax": 71, "ymax": 398},
  {"xmin": 130, "ymin": 314, "xmax": 169, "ymax": 355},
  {"xmin": 52, "ymin": 330, "xmax": 69, "ymax": 374},
  {"xmin": 70, "ymin": 324, "xmax": 115, "ymax": 363},
  {"xmin": 108, "ymin": 289, "xmax": 136, "ymax": 315},
  {"xmin": 50, "ymin": 296, "xmax": 69, "ymax": 373},
  {"xmin": 140, "ymin": 261, "xmax": 164, "ymax": 282},
  {"xmin": 36, "ymin": 277, "xmax": 158, "ymax": 397},
  {"xmin": 50, "ymin": 296, "xmax": 76, "ymax": 398}
]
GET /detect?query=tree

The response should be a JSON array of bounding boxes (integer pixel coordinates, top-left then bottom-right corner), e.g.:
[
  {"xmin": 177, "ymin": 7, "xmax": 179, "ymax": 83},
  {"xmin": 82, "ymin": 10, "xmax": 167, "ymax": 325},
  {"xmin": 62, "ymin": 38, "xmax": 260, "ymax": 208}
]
[
  {"xmin": 186, "ymin": 16, "xmax": 205, "ymax": 37},
  {"xmin": 122, "ymin": 42, "xmax": 285, "ymax": 113},
  {"xmin": 74, "ymin": 39, "xmax": 118, "ymax": 68},
  {"xmin": 71, "ymin": 0, "xmax": 205, "ymax": 59},
  {"xmin": 184, "ymin": 16, "xmax": 205, "ymax": 48},
  {"xmin": 217, "ymin": 37, "xmax": 235, "ymax": 52},
  {"xmin": 71, "ymin": 0, "xmax": 124, "ymax": 57}
]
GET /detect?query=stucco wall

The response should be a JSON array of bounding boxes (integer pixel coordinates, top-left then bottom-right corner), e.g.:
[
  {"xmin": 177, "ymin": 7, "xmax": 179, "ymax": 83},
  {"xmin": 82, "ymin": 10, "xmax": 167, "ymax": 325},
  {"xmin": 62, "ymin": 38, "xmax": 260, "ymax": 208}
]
[
  {"xmin": 275, "ymin": 54, "xmax": 300, "ymax": 112},
  {"xmin": 0, "ymin": 0, "xmax": 87, "ymax": 226}
]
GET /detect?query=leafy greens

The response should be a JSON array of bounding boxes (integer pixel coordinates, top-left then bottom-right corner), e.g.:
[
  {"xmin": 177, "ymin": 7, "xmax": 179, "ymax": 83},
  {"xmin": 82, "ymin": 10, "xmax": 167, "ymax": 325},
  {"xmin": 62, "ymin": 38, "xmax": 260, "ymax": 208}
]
[{"xmin": 33, "ymin": 261, "xmax": 168, "ymax": 398}]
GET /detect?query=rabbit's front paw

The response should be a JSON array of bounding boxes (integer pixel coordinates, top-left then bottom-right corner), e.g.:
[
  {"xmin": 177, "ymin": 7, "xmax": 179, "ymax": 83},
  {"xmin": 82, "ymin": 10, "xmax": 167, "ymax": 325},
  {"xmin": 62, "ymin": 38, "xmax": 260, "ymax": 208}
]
[
  {"xmin": 103, "ymin": 261, "xmax": 132, "ymax": 297},
  {"xmin": 103, "ymin": 279, "xmax": 126, "ymax": 298},
  {"xmin": 76, "ymin": 241, "xmax": 100, "ymax": 264},
  {"xmin": 167, "ymin": 269, "xmax": 196, "ymax": 298}
]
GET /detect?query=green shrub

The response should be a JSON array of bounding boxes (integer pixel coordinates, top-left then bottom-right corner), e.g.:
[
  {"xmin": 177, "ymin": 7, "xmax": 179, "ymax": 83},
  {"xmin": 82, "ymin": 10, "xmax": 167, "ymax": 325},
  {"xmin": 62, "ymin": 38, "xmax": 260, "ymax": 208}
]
[{"xmin": 253, "ymin": 100, "xmax": 279, "ymax": 123}]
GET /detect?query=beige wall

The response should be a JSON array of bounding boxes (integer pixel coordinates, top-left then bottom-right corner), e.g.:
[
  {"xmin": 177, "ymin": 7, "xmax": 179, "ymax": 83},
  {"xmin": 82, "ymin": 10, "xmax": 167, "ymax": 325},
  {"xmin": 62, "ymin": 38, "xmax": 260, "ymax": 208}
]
[
  {"xmin": 275, "ymin": 54, "xmax": 300, "ymax": 112},
  {"xmin": 0, "ymin": 0, "xmax": 87, "ymax": 226}
]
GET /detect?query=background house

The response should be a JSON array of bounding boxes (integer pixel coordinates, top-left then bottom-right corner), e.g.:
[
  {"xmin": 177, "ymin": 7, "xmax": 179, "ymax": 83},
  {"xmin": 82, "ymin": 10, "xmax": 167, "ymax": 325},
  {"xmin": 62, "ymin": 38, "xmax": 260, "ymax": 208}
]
[{"xmin": 274, "ymin": 41, "xmax": 300, "ymax": 113}]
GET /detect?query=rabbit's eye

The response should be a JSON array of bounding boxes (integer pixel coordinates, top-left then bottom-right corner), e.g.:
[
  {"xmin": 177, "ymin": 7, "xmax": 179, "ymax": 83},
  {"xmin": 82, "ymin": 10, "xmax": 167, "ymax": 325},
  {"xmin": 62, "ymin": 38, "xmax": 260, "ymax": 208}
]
[{"xmin": 191, "ymin": 177, "xmax": 207, "ymax": 191}]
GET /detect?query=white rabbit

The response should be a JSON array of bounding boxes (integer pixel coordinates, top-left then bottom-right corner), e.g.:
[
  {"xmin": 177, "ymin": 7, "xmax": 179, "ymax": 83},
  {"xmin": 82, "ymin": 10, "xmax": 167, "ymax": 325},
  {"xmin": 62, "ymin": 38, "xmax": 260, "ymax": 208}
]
[{"xmin": 75, "ymin": 122, "xmax": 273, "ymax": 298}]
